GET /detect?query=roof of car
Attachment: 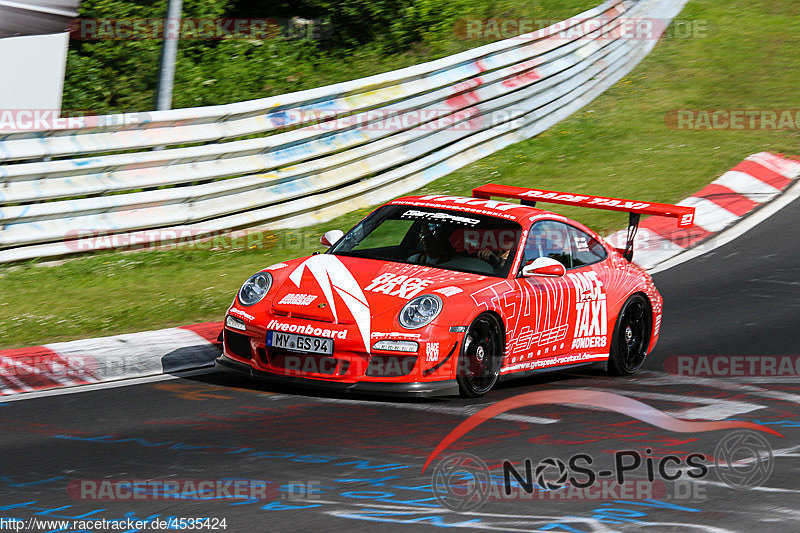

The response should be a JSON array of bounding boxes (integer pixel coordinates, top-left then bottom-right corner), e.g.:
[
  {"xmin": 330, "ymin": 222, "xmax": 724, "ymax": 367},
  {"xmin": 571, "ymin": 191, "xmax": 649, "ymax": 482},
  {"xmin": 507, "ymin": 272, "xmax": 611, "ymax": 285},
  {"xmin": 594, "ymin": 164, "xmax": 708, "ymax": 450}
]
[{"xmin": 389, "ymin": 194, "xmax": 556, "ymax": 224}]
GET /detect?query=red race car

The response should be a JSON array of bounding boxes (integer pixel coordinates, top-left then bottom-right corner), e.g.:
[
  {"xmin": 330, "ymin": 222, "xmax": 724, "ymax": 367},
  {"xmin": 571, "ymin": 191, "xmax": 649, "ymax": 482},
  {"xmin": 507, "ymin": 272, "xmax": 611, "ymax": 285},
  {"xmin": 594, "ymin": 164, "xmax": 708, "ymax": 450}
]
[{"xmin": 216, "ymin": 185, "xmax": 694, "ymax": 397}]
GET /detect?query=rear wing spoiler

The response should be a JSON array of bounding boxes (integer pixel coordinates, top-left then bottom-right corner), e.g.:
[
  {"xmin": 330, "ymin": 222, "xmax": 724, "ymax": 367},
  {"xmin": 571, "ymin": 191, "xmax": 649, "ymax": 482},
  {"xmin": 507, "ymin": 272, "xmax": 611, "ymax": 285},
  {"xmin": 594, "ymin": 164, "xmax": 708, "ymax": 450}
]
[{"xmin": 472, "ymin": 184, "xmax": 695, "ymax": 262}]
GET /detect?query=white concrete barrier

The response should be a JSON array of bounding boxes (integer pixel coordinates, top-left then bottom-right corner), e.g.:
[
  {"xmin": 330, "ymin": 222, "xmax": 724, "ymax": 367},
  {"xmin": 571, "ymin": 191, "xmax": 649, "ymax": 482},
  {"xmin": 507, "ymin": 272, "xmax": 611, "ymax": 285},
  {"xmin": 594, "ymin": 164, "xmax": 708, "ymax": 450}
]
[{"xmin": 0, "ymin": 0, "xmax": 688, "ymax": 263}]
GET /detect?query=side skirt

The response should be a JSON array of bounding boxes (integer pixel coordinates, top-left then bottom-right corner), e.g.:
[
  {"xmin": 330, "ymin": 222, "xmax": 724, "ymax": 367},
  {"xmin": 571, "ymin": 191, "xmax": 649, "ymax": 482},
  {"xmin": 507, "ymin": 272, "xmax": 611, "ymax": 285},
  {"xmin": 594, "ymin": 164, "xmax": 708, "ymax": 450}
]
[{"xmin": 498, "ymin": 360, "xmax": 603, "ymax": 382}]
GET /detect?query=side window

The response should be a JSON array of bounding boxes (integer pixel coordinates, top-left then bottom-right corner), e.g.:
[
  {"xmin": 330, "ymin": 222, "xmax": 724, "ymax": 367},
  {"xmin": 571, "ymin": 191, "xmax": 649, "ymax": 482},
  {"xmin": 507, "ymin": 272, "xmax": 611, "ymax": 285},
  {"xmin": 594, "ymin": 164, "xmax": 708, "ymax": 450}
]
[
  {"xmin": 567, "ymin": 225, "xmax": 608, "ymax": 267},
  {"xmin": 520, "ymin": 221, "xmax": 572, "ymax": 271}
]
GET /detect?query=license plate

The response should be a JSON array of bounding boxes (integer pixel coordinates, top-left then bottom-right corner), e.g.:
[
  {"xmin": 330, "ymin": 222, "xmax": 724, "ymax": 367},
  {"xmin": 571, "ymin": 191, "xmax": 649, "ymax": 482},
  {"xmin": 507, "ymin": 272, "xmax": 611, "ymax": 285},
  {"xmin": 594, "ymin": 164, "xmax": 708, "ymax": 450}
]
[{"xmin": 267, "ymin": 331, "xmax": 334, "ymax": 355}]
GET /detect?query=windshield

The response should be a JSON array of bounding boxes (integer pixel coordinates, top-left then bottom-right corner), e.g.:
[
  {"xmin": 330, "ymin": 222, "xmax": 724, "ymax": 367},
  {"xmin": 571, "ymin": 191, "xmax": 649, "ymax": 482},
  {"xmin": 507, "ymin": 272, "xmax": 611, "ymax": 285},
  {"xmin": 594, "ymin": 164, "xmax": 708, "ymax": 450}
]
[{"xmin": 329, "ymin": 205, "xmax": 522, "ymax": 277}]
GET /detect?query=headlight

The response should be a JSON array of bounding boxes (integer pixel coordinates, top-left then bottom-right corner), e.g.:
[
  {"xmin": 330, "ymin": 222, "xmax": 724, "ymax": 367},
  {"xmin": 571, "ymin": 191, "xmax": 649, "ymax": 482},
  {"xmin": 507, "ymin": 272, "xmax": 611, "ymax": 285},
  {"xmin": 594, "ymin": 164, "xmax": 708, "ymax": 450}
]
[
  {"xmin": 238, "ymin": 272, "xmax": 272, "ymax": 306},
  {"xmin": 399, "ymin": 295, "xmax": 442, "ymax": 329}
]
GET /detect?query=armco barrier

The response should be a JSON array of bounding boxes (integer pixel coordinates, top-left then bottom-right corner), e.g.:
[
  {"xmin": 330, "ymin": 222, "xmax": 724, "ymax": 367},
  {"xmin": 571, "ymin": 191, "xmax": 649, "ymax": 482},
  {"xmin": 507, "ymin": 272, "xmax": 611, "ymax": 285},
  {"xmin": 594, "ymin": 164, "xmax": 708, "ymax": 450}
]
[{"xmin": 0, "ymin": 0, "xmax": 688, "ymax": 263}]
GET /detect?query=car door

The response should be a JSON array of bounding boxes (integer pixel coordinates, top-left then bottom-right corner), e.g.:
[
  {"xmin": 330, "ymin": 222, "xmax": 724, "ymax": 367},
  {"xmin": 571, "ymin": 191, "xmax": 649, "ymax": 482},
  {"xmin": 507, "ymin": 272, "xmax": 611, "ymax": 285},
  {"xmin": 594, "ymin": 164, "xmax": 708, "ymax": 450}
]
[
  {"xmin": 505, "ymin": 220, "xmax": 576, "ymax": 367},
  {"xmin": 562, "ymin": 223, "xmax": 612, "ymax": 357}
]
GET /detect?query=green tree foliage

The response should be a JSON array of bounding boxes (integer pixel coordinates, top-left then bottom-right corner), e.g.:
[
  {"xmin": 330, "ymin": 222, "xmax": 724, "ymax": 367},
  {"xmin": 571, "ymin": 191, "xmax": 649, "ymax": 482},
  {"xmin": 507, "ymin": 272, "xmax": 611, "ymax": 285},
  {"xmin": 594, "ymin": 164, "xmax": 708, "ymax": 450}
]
[
  {"xmin": 63, "ymin": 0, "xmax": 596, "ymax": 113},
  {"xmin": 63, "ymin": 0, "xmax": 461, "ymax": 112},
  {"xmin": 64, "ymin": 0, "xmax": 232, "ymax": 111}
]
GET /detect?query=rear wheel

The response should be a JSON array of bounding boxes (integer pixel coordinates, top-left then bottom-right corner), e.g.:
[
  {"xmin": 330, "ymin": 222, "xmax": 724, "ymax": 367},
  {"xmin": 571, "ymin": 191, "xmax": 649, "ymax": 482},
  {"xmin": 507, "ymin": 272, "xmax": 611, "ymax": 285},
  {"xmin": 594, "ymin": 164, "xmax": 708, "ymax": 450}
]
[
  {"xmin": 607, "ymin": 294, "xmax": 652, "ymax": 376},
  {"xmin": 456, "ymin": 313, "xmax": 504, "ymax": 397}
]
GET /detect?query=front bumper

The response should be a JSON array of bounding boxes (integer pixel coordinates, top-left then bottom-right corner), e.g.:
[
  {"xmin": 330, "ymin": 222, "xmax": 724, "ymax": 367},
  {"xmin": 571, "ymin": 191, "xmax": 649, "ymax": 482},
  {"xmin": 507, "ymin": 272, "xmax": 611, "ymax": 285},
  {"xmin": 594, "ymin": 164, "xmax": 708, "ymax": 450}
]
[{"xmin": 216, "ymin": 354, "xmax": 460, "ymax": 397}]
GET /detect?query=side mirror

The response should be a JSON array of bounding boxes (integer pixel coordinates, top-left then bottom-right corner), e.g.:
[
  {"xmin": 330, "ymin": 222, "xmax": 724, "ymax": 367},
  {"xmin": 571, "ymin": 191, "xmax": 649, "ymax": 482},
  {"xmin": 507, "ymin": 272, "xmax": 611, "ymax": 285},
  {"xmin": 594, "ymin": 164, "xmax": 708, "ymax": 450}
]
[
  {"xmin": 521, "ymin": 257, "xmax": 566, "ymax": 277},
  {"xmin": 320, "ymin": 229, "xmax": 344, "ymax": 247}
]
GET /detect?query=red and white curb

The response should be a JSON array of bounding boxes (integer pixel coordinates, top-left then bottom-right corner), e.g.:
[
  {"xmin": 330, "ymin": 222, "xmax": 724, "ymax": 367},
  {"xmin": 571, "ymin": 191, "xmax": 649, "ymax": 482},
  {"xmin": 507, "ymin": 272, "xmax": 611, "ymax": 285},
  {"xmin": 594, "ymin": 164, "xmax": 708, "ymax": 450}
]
[
  {"xmin": 3, "ymin": 152, "xmax": 799, "ymax": 397},
  {"xmin": 0, "ymin": 322, "xmax": 221, "ymax": 396},
  {"xmin": 607, "ymin": 152, "xmax": 800, "ymax": 269}
]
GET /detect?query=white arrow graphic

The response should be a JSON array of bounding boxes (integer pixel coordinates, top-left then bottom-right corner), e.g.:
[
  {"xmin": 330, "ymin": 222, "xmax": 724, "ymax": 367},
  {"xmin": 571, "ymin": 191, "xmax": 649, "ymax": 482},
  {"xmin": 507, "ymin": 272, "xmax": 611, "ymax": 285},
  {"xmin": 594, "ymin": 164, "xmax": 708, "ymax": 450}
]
[{"xmin": 289, "ymin": 255, "xmax": 371, "ymax": 353}]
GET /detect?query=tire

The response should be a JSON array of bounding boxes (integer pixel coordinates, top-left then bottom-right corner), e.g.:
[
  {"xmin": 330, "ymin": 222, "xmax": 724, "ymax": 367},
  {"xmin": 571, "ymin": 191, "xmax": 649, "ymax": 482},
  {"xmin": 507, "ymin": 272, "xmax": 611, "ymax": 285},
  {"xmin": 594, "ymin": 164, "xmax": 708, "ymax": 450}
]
[
  {"xmin": 607, "ymin": 294, "xmax": 652, "ymax": 376},
  {"xmin": 456, "ymin": 313, "xmax": 504, "ymax": 397}
]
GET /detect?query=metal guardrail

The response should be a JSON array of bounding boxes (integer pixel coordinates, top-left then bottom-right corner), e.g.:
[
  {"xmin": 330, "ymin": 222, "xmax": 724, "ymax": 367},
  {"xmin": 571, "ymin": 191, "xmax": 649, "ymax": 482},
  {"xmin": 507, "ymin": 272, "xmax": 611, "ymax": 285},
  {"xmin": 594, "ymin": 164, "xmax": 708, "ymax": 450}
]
[{"xmin": 0, "ymin": 0, "xmax": 687, "ymax": 263}]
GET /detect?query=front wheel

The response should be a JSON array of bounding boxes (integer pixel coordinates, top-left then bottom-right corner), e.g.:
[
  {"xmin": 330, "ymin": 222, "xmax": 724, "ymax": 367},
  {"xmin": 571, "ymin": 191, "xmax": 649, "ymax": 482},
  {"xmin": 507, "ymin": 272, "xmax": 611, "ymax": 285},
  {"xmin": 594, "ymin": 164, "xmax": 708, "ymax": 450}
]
[
  {"xmin": 456, "ymin": 313, "xmax": 504, "ymax": 397},
  {"xmin": 607, "ymin": 294, "xmax": 652, "ymax": 376}
]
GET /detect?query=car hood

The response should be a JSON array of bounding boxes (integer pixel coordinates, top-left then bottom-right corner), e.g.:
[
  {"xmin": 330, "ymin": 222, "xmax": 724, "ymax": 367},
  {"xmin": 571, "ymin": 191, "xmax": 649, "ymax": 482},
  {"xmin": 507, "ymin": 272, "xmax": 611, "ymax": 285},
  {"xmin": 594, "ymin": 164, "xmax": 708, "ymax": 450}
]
[{"xmin": 269, "ymin": 254, "xmax": 492, "ymax": 349}]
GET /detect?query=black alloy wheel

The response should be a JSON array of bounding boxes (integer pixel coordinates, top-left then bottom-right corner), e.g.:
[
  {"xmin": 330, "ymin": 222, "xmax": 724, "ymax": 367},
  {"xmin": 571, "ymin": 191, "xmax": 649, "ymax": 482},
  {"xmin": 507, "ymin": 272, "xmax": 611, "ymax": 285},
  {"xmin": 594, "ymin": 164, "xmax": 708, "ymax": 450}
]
[{"xmin": 457, "ymin": 313, "xmax": 504, "ymax": 397}]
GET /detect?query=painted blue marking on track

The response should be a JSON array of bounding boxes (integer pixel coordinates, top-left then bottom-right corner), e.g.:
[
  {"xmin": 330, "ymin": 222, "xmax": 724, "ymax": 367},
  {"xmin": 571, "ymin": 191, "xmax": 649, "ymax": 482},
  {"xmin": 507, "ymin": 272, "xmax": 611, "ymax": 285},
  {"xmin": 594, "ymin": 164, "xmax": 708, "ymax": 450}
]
[
  {"xmin": 0, "ymin": 476, "xmax": 65, "ymax": 487},
  {"xmin": 729, "ymin": 418, "xmax": 800, "ymax": 428},
  {"xmin": 332, "ymin": 508, "xmax": 483, "ymax": 527},
  {"xmin": 50, "ymin": 434, "xmax": 416, "ymax": 471}
]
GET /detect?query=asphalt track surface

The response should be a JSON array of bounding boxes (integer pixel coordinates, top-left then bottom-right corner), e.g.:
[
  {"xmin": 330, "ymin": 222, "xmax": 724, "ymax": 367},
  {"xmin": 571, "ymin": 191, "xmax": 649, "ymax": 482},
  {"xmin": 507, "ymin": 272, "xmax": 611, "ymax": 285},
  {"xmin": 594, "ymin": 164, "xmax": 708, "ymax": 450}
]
[{"xmin": 3, "ymin": 198, "xmax": 799, "ymax": 533}]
